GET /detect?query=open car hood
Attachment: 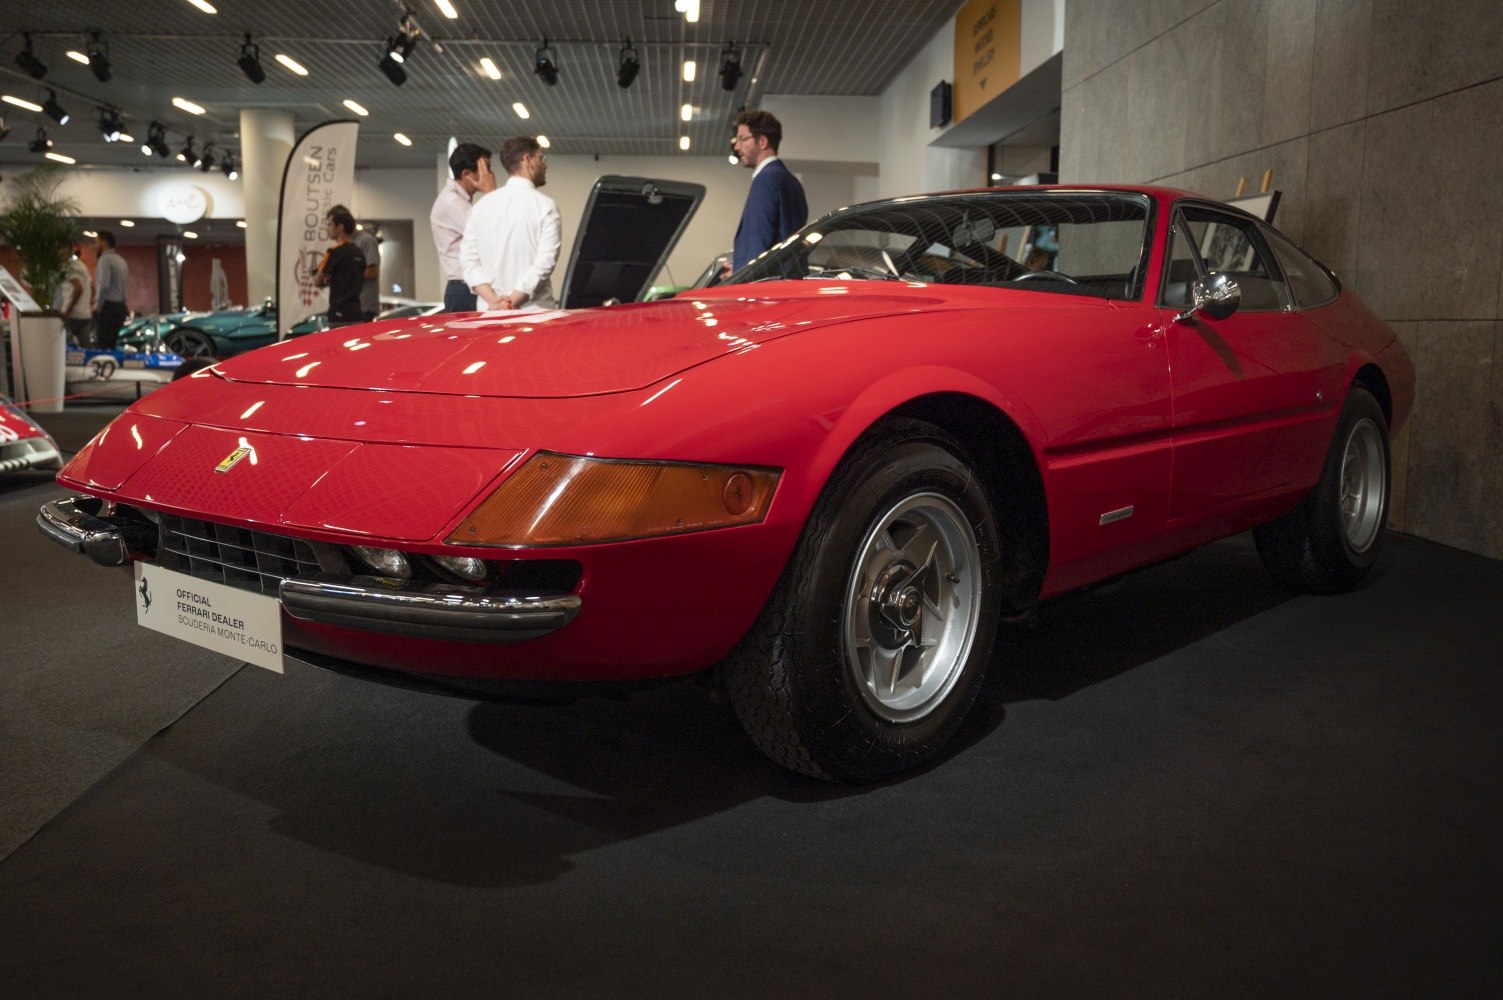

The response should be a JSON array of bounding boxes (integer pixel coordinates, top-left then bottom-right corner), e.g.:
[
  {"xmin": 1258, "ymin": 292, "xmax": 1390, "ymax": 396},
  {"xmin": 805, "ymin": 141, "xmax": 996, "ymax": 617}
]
[
  {"xmin": 558, "ymin": 175, "xmax": 706, "ymax": 308},
  {"xmin": 211, "ymin": 287, "xmax": 955, "ymax": 398}
]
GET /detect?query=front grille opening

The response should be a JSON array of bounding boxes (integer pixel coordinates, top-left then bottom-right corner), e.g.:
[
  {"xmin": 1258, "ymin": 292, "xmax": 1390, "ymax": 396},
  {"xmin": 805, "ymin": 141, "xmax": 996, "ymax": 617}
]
[
  {"xmin": 134, "ymin": 508, "xmax": 583, "ymax": 598},
  {"xmin": 156, "ymin": 513, "xmax": 329, "ymax": 597},
  {"xmin": 496, "ymin": 559, "xmax": 583, "ymax": 593}
]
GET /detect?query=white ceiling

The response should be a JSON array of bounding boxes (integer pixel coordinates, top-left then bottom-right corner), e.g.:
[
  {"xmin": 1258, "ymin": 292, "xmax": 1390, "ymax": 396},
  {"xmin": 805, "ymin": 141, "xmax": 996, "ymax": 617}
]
[{"xmin": 1, "ymin": 1, "xmax": 967, "ymax": 172}]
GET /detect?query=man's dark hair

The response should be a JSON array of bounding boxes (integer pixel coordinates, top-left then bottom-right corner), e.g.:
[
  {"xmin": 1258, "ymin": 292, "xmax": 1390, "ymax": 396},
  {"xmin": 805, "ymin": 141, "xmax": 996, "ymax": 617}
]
[
  {"xmin": 499, "ymin": 136, "xmax": 541, "ymax": 175},
  {"xmin": 735, "ymin": 110, "xmax": 782, "ymax": 153},
  {"xmin": 325, "ymin": 206, "xmax": 356, "ymax": 237},
  {"xmin": 450, "ymin": 142, "xmax": 492, "ymax": 179},
  {"xmin": 97, "ymin": 230, "xmax": 117, "ymax": 249}
]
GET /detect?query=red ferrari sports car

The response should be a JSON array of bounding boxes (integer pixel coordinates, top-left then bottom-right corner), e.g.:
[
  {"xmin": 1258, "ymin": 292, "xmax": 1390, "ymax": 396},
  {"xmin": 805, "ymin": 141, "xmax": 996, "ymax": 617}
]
[{"xmin": 38, "ymin": 185, "xmax": 1414, "ymax": 780}]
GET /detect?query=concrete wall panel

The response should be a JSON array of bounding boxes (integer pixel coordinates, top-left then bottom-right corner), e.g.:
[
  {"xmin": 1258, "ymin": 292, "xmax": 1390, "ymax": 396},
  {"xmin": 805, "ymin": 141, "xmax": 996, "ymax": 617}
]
[{"xmin": 1063, "ymin": 0, "xmax": 1503, "ymax": 557}]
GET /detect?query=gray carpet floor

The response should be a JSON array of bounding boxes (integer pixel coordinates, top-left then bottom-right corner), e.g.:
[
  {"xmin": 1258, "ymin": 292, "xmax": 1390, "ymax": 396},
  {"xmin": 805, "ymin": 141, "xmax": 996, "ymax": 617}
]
[{"xmin": 1, "ymin": 404, "xmax": 1499, "ymax": 998}]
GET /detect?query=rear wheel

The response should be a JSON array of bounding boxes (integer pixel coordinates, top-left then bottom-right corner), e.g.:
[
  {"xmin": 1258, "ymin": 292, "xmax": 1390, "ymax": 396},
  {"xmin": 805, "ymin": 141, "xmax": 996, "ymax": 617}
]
[
  {"xmin": 1255, "ymin": 386, "xmax": 1390, "ymax": 593},
  {"xmin": 165, "ymin": 328, "xmax": 216, "ymax": 359},
  {"xmin": 723, "ymin": 419, "xmax": 1002, "ymax": 781}
]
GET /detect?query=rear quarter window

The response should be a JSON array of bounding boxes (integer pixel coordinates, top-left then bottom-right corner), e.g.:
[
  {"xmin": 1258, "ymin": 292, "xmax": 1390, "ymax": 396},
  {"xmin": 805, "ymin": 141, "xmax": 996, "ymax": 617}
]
[{"xmin": 1261, "ymin": 227, "xmax": 1339, "ymax": 308}]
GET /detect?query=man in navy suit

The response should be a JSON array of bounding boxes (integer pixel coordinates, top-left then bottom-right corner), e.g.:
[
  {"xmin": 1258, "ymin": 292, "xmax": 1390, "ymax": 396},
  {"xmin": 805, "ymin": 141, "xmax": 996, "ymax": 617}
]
[{"xmin": 730, "ymin": 111, "xmax": 808, "ymax": 272}]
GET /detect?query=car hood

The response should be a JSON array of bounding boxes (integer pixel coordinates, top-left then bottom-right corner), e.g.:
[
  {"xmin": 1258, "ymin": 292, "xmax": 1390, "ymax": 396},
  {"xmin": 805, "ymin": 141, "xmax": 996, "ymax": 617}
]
[{"xmin": 210, "ymin": 287, "xmax": 957, "ymax": 398}]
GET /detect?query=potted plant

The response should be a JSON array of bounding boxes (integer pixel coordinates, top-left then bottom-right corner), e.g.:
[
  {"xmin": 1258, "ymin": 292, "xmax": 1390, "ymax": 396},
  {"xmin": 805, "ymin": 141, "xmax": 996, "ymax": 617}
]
[{"xmin": 0, "ymin": 165, "xmax": 80, "ymax": 412}]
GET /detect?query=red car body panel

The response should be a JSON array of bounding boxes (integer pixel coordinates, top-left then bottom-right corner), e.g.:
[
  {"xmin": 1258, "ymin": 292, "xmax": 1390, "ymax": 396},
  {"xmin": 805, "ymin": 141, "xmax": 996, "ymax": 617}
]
[{"xmin": 54, "ymin": 186, "xmax": 1414, "ymax": 682}]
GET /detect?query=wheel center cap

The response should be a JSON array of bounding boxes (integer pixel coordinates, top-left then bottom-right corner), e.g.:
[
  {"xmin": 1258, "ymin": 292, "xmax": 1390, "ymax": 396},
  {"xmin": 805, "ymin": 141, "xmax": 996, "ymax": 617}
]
[
  {"xmin": 893, "ymin": 588, "xmax": 921, "ymax": 626},
  {"xmin": 870, "ymin": 562, "xmax": 923, "ymax": 644}
]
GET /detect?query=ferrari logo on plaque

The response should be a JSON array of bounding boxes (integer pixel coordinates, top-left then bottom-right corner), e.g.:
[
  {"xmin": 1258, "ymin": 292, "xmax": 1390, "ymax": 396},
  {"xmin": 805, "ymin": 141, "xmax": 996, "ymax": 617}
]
[{"xmin": 215, "ymin": 446, "xmax": 252, "ymax": 474}]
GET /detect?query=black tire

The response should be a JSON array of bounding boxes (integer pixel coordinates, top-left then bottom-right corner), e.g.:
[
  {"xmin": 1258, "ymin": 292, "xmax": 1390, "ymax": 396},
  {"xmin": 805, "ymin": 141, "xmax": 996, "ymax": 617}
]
[
  {"xmin": 172, "ymin": 357, "xmax": 218, "ymax": 380},
  {"xmin": 165, "ymin": 328, "xmax": 216, "ymax": 359},
  {"xmin": 723, "ymin": 419, "xmax": 1003, "ymax": 781},
  {"xmin": 1254, "ymin": 386, "xmax": 1390, "ymax": 593}
]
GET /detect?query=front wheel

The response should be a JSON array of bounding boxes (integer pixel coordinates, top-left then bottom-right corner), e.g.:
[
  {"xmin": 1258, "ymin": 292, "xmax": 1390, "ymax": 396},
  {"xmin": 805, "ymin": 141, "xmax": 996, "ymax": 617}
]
[
  {"xmin": 164, "ymin": 328, "xmax": 216, "ymax": 359},
  {"xmin": 1255, "ymin": 386, "xmax": 1390, "ymax": 593},
  {"xmin": 723, "ymin": 419, "xmax": 1002, "ymax": 781}
]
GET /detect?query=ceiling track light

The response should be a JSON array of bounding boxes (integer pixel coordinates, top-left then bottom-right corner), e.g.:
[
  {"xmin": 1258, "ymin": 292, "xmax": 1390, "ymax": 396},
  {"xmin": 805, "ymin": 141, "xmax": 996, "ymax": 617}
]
[
  {"xmin": 198, "ymin": 141, "xmax": 216, "ymax": 172},
  {"xmin": 238, "ymin": 33, "xmax": 265, "ymax": 84},
  {"xmin": 719, "ymin": 42, "xmax": 743, "ymax": 92},
  {"xmin": 617, "ymin": 39, "xmax": 639, "ymax": 89},
  {"xmin": 378, "ymin": 40, "xmax": 407, "ymax": 85},
  {"xmin": 42, "ymin": 89, "xmax": 70, "ymax": 125},
  {"xmin": 534, "ymin": 39, "xmax": 558, "ymax": 86},
  {"xmin": 97, "ymin": 105, "xmax": 124, "ymax": 141},
  {"xmin": 0, "ymin": 117, "xmax": 9, "ymax": 142},
  {"xmin": 87, "ymin": 31, "xmax": 112, "ymax": 82},
  {"xmin": 179, "ymin": 135, "xmax": 196, "ymax": 164},
  {"xmin": 29, "ymin": 126, "xmax": 51, "ymax": 153},
  {"xmin": 146, "ymin": 121, "xmax": 171, "ymax": 157},
  {"xmin": 221, "ymin": 152, "xmax": 238, "ymax": 179},
  {"xmin": 378, "ymin": 13, "xmax": 421, "ymax": 85},
  {"xmin": 15, "ymin": 33, "xmax": 47, "ymax": 80}
]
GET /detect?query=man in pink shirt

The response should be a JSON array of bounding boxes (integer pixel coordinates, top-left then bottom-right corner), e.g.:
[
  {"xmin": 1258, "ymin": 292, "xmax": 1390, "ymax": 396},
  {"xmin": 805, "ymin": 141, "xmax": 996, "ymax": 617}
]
[{"xmin": 429, "ymin": 142, "xmax": 495, "ymax": 313}]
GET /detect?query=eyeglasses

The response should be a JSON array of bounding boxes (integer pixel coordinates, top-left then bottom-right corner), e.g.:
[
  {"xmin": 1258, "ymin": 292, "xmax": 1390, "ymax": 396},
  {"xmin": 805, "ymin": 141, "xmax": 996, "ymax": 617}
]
[{"xmin": 730, "ymin": 133, "xmax": 756, "ymax": 146}]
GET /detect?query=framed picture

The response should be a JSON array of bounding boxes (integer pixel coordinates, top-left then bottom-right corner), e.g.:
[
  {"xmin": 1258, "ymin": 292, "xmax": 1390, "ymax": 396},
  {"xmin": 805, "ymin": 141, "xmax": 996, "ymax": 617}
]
[{"xmin": 1227, "ymin": 190, "xmax": 1281, "ymax": 223}]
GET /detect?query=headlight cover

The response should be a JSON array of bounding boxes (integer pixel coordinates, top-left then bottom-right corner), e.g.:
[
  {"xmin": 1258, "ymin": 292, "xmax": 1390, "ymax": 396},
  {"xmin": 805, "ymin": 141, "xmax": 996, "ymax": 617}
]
[{"xmin": 449, "ymin": 452, "xmax": 780, "ymax": 547}]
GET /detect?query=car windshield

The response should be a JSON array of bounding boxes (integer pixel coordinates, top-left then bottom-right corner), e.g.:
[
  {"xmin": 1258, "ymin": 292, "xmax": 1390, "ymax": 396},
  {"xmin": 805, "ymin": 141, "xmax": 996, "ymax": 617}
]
[{"xmin": 726, "ymin": 191, "xmax": 1152, "ymax": 301}]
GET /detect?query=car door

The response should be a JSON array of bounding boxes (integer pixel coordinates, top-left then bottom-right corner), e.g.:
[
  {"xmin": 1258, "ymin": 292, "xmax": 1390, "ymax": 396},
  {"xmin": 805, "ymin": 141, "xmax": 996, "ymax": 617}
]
[{"xmin": 1159, "ymin": 203, "xmax": 1338, "ymax": 520}]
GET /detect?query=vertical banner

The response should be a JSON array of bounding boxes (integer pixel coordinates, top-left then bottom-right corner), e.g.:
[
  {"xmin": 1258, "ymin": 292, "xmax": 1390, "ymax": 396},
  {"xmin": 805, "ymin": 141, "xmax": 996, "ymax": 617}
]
[
  {"xmin": 952, "ymin": 0, "xmax": 1021, "ymax": 125},
  {"xmin": 276, "ymin": 120, "xmax": 360, "ymax": 333}
]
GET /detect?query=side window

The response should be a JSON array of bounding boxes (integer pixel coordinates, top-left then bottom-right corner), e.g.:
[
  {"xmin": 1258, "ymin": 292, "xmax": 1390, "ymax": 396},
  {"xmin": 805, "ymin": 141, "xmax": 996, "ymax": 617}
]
[
  {"xmin": 1160, "ymin": 206, "xmax": 1291, "ymax": 312},
  {"xmin": 1261, "ymin": 226, "xmax": 1339, "ymax": 308}
]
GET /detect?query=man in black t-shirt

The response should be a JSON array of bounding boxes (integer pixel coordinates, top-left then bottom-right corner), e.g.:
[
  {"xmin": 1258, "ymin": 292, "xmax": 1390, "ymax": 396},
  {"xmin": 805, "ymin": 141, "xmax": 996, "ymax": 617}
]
[{"xmin": 316, "ymin": 206, "xmax": 366, "ymax": 325}]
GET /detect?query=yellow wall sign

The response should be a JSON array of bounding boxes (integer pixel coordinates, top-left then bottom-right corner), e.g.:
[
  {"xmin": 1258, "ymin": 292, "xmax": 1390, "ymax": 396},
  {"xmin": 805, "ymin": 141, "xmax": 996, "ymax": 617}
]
[{"xmin": 952, "ymin": 0, "xmax": 1021, "ymax": 125}]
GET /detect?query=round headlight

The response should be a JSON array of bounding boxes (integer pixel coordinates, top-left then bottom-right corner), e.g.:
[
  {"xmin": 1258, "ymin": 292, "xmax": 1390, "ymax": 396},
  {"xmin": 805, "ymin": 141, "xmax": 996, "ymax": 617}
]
[
  {"xmin": 351, "ymin": 545, "xmax": 411, "ymax": 579},
  {"xmin": 432, "ymin": 555, "xmax": 489, "ymax": 583}
]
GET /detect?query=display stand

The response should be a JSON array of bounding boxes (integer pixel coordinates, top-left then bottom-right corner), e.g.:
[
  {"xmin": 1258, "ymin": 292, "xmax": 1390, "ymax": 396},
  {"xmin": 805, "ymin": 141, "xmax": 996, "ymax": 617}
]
[{"xmin": 0, "ymin": 266, "xmax": 66, "ymax": 413}]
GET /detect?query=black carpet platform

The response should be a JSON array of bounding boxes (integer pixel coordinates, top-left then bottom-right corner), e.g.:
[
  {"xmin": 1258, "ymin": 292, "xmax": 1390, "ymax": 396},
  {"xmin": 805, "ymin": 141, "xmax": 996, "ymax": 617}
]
[{"xmin": 1, "ymin": 406, "xmax": 1499, "ymax": 998}]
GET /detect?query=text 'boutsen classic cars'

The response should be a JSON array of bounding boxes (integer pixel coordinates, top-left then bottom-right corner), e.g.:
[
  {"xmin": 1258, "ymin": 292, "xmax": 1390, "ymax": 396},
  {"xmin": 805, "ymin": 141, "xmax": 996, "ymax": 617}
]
[{"xmin": 38, "ymin": 186, "xmax": 1414, "ymax": 781}]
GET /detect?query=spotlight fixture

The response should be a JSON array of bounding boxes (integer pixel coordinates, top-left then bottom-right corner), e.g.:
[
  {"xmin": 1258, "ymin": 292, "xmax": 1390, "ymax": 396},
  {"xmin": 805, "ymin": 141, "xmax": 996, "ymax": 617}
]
[
  {"xmin": 616, "ymin": 39, "xmax": 639, "ymax": 89},
  {"xmin": 42, "ymin": 89, "xmax": 69, "ymax": 125},
  {"xmin": 221, "ymin": 152, "xmax": 238, "ymax": 180},
  {"xmin": 238, "ymin": 34, "xmax": 265, "ymax": 84},
  {"xmin": 87, "ymin": 32, "xmax": 112, "ymax": 82},
  {"xmin": 15, "ymin": 33, "xmax": 47, "ymax": 80},
  {"xmin": 534, "ymin": 39, "xmax": 558, "ymax": 86},
  {"xmin": 0, "ymin": 117, "xmax": 9, "ymax": 143},
  {"xmin": 146, "ymin": 121, "xmax": 170, "ymax": 157},
  {"xmin": 719, "ymin": 42, "xmax": 743, "ymax": 92},
  {"xmin": 378, "ymin": 15, "xmax": 420, "ymax": 86},
  {"xmin": 179, "ymin": 135, "xmax": 196, "ymax": 164},
  {"xmin": 97, "ymin": 106, "xmax": 124, "ymax": 141},
  {"xmin": 198, "ymin": 141, "xmax": 216, "ymax": 172},
  {"xmin": 29, "ymin": 127, "xmax": 51, "ymax": 153}
]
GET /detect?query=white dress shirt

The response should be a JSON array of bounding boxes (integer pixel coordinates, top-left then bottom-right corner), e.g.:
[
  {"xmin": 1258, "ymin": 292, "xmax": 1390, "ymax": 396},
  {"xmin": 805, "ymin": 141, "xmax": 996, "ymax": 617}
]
[
  {"xmin": 429, "ymin": 178, "xmax": 474, "ymax": 283},
  {"xmin": 459, "ymin": 175, "xmax": 561, "ymax": 311}
]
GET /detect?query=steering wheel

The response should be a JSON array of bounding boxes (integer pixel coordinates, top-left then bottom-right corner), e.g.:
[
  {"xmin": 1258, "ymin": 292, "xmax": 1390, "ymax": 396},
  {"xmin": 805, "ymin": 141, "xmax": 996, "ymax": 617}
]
[{"xmin": 1013, "ymin": 270, "xmax": 1079, "ymax": 285}]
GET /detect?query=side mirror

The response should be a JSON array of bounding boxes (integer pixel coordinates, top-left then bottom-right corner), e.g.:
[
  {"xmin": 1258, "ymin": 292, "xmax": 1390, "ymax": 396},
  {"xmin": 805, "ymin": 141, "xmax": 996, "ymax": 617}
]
[{"xmin": 1177, "ymin": 272, "xmax": 1240, "ymax": 322}]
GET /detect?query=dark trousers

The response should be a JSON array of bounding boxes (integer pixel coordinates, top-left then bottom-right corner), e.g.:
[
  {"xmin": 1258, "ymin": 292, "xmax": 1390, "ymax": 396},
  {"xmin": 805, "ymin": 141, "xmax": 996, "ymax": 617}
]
[
  {"xmin": 65, "ymin": 317, "xmax": 94, "ymax": 347},
  {"xmin": 95, "ymin": 301, "xmax": 128, "ymax": 350},
  {"xmin": 443, "ymin": 280, "xmax": 477, "ymax": 313}
]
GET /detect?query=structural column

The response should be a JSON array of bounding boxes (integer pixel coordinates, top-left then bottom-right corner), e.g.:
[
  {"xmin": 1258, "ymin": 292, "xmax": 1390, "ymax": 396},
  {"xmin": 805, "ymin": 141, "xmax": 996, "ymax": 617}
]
[{"xmin": 239, "ymin": 109, "xmax": 296, "ymax": 305}]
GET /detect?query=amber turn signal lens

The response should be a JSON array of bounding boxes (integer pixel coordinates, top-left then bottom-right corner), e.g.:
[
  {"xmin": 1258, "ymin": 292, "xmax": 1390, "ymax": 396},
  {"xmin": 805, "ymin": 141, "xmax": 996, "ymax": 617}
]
[{"xmin": 449, "ymin": 453, "xmax": 781, "ymax": 547}]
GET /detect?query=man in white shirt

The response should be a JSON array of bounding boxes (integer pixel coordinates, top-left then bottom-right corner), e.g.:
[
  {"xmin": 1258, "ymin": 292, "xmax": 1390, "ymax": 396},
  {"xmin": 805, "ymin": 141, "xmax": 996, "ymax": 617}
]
[
  {"xmin": 60, "ymin": 248, "xmax": 93, "ymax": 345},
  {"xmin": 430, "ymin": 142, "xmax": 494, "ymax": 313},
  {"xmin": 460, "ymin": 136, "xmax": 560, "ymax": 312}
]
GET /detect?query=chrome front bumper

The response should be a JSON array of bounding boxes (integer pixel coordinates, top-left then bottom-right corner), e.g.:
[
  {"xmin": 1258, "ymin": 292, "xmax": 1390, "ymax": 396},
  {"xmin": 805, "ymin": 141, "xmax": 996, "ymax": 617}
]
[
  {"xmin": 38, "ymin": 496, "xmax": 582, "ymax": 643},
  {"xmin": 279, "ymin": 576, "xmax": 580, "ymax": 643},
  {"xmin": 37, "ymin": 496, "xmax": 143, "ymax": 567}
]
